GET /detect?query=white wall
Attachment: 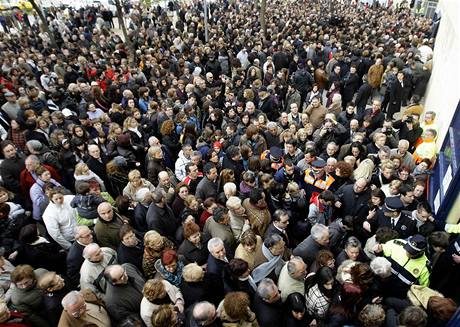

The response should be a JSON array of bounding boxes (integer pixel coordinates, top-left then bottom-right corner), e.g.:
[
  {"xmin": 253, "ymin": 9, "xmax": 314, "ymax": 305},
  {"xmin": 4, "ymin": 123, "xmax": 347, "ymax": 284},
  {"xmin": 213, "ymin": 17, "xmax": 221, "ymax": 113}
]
[{"xmin": 423, "ymin": 0, "xmax": 460, "ymax": 147}]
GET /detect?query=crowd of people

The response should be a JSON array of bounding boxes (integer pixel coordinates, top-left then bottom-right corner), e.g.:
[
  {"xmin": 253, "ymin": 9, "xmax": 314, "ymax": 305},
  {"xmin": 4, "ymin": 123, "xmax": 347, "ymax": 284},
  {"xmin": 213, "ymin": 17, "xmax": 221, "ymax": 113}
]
[{"xmin": 0, "ymin": 0, "xmax": 459, "ymax": 326}]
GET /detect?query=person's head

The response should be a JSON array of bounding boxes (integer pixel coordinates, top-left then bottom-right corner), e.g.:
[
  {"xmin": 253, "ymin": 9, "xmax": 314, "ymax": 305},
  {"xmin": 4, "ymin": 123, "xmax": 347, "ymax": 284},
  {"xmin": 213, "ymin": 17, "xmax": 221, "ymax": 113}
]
[
  {"xmin": 311, "ymin": 223, "xmax": 329, "ymax": 246},
  {"xmin": 97, "ymin": 202, "xmax": 113, "ymax": 222},
  {"xmin": 151, "ymin": 304, "xmax": 177, "ymax": 327},
  {"xmin": 257, "ymin": 278, "xmax": 280, "ymax": 303},
  {"xmin": 88, "ymin": 144, "xmax": 101, "ymax": 159},
  {"xmin": 184, "ymin": 220, "xmax": 201, "ymax": 245},
  {"xmin": 192, "ymin": 301, "xmax": 217, "ymax": 326},
  {"xmin": 358, "ymin": 304, "xmax": 386, "ymax": 327},
  {"xmin": 287, "ymin": 256, "xmax": 307, "ymax": 281},
  {"xmin": 427, "ymin": 296, "xmax": 457, "ymax": 323},
  {"xmin": 226, "ymin": 196, "xmax": 245, "ymax": 215},
  {"xmin": 35, "ymin": 166, "xmax": 51, "ymax": 182},
  {"xmin": 1, "ymin": 141, "xmax": 16, "ymax": 159},
  {"xmin": 398, "ymin": 139, "xmax": 410, "ymax": 155},
  {"xmin": 319, "ymin": 190, "xmax": 335, "ymax": 206},
  {"xmin": 380, "ymin": 160, "xmax": 395, "ymax": 179},
  {"xmin": 240, "ymin": 229, "xmax": 258, "ymax": 253},
  {"xmin": 119, "ymin": 225, "xmax": 138, "ymax": 247},
  {"xmin": 399, "ymin": 306, "xmax": 427, "ymax": 327},
  {"xmin": 38, "ymin": 271, "xmax": 65, "ymax": 293},
  {"xmin": 213, "ymin": 207, "xmax": 230, "ymax": 225},
  {"xmin": 370, "ymin": 188, "xmax": 386, "ymax": 207},
  {"xmin": 353, "ymin": 178, "xmax": 369, "ymax": 194},
  {"xmin": 182, "ymin": 263, "xmax": 205, "ymax": 282},
  {"xmin": 400, "ymin": 184, "xmax": 415, "ymax": 205},
  {"xmin": 429, "ymin": 231, "xmax": 450, "ymax": 253},
  {"xmin": 82, "ymin": 243, "xmax": 104, "ymax": 263},
  {"xmin": 61, "ymin": 291, "xmax": 87, "ymax": 319},
  {"xmin": 74, "ymin": 225, "xmax": 93, "ymax": 245},
  {"xmin": 104, "ymin": 264, "xmax": 129, "ymax": 286},
  {"xmin": 161, "ymin": 249, "xmax": 179, "ymax": 273},
  {"xmin": 143, "ymin": 279, "xmax": 167, "ymax": 302},
  {"xmin": 248, "ymin": 188, "xmax": 266, "ymax": 207},
  {"xmin": 223, "ymin": 292, "xmax": 251, "ymax": 321},
  {"xmin": 11, "ymin": 264, "xmax": 36, "ymax": 290},
  {"xmin": 314, "ymin": 266, "xmax": 335, "ymax": 293},
  {"xmin": 203, "ymin": 162, "xmax": 218, "ymax": 182},
  {"xmin": 372, "ymin": 99, "xmax": 382, "ymax": 113},
  {"xmin": 227, "ymin": 258, "xmax": 250, "ymax": 279},
  {"xmin": 208, "ymin": 237, "xmax": 226, "ymax": 260},
  {"xmin": 344, "ymin": 236, "xmax": 362, "ymax": 261},
  {"xmin": 264, "ymin": 234, "xmax": 285, "ymax": 256},
  {"xmin": 272, "ymin": 209, "xmax": 289, "ymax": 230}
]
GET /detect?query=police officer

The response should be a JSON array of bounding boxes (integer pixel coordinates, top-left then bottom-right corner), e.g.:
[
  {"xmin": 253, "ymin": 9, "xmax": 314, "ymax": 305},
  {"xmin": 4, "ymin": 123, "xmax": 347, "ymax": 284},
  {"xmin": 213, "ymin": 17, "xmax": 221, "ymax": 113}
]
[
  {"xmin": 302, "ymin": 159, "xmax": 335, "ymax": 200},
  {"xmin": 375, "ymin": 234, "xmax": 430, "ymax": 295},
  {"xmin": 366, "ymin": 197, "xmax": 417, "ymax": 239}
]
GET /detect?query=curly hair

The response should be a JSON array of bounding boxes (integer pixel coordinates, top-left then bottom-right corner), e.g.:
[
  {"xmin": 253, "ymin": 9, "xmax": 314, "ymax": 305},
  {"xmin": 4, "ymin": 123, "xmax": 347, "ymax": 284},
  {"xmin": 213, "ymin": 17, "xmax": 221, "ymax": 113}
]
[
  {"xmin": 358, "ymin": 304, "xmax": 386, "ymax": 327},
  {"xmin": 160, "ymin": 120, "xmax": 175, "ymax": 136},
  {"xmin": 151, "ymin": 304, "xmax": 175, "ymax": 327},
  {"xmin": 223, "ymin": 292, "xmax": 250, "ymax": 320},
  {"xmin": 143, "ymin": 279, "xmax": 166, "ymax": 302},
  {"xmin": 335, "ymin": 161, "xmax": 353, "ymax": 178}
]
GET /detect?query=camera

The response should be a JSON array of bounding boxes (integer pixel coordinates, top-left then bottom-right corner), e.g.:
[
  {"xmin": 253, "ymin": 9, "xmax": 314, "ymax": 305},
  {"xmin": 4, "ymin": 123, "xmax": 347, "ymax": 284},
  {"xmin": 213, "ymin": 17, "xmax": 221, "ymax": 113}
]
[{"xmin": 406, "ymin": 116, "xmax": 413, "ymax": 123}]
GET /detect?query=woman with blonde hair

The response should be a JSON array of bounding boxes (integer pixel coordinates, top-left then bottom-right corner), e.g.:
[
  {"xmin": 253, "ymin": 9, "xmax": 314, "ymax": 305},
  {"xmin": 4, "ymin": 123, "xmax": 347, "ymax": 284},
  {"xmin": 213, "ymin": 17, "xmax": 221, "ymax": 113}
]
[
  {"xmin": 352, "ymin": 158, "xmax": 375, "ymax": 182},
  {"xmin": 123, "ymin": 169, "xmax": 155, "ymax": 203},
  {"xmin": 74, "ymin": 162, "xmax": 106, "ymax": 191},
  {"xmin": 217, "ymin": 292, "xmax": 258, "ymax": 327},
  {"xmin": 143, "ymin": 231, "xmax": 174, "ymax": 279}
]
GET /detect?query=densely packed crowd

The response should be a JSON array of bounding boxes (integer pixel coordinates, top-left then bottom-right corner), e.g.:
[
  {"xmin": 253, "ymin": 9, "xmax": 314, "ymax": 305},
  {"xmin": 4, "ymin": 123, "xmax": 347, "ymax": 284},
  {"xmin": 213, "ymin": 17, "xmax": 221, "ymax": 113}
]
[{"xmin": 0, "ymin": 0, "xmax": 459, "ymax": 326}]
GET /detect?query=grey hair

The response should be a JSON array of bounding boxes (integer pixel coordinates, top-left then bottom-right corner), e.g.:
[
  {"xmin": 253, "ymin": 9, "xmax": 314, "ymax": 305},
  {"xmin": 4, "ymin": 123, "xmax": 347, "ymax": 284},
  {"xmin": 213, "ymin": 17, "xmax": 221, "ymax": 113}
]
[
  {"xmin": 287, "ymin": 256, "xmax": 305, "ymax": 276},
  {"xmin": 25, "ymin": 154, "xmax": 40, "ymax": 164},
  {"xmin": 378, "ymin": 146, "xmax": 391, "ymax": 156},
  {"xmin": 257, "ymin": 278, "xmax": 278, "ymax": 300},
  {"xmin": 74, "ymin": 225, "xmax": 90, "ymax": 238},
  {"xmin": 370, "ymin": 257, "xmax": 392, "ymax": 278},
  {"xmin": 267, "ymin": 121, "xmax": 277, "ymax": 129},
  {"xmin": 327, "ymin": 157, "xmax": 337, "ymax": 165},
  {"xmin": 82, "ymin": 243, "xmax": 99, "ymax": 260},
  {"xmin": 398, "ymin": 139, "xmax": 410, "ymax": 147},
  {"xmin": 207, "ymin": 237, "xmax": 224, "ymax": 252},
  {"xmin": 192, "ymin": 301, "xmax": 215, "ymax": 324},
  {"xmin": 191, "ymin": 151, "xmax": 202, "ymax": 159},
  {"xmin": 345, "ymin": 236, "xmax": 362, "ymax": 250},
  {"xmin": 61, "ymin": 290, "xmax": 82, "ymax": 309},
  {"xmin": 263, "ymin": 233, "xmax": 283, "ymax": 248},
  {"xmin": 311, "ymin": 224, "xmax": 329, "ymax": 242}
]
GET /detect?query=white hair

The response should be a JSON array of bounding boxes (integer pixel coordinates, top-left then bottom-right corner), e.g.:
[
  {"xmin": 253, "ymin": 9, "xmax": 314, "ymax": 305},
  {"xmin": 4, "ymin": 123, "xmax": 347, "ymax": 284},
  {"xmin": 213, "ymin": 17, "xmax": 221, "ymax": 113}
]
[
  {"xmin": 61, "ymin": 290, "xmax": 82, "ymax": 309},
  {"xmin": 74, "ymin": 225, "xmax": 90, "ymax": 238},
  {"xmin": 192, "ymin": 301, "xmax": 215, "ymax": 324},
  {"xmin": 207, "ymin": 237, "xmax": 224, "ymax": 252},
  {"xmin": 82, "ymin": 243, "xmax": 99, "ymax": 259},
  {"xmin": 370, "ymin": 257, "xmax": 392, "ymax": 278},
  {"xmin": 223, "ymin": 182, "xmax": 237, "ymax": 195},
  {"xmin": 257, "ymin": 278, "xmax": 278, "ymax": 300}
]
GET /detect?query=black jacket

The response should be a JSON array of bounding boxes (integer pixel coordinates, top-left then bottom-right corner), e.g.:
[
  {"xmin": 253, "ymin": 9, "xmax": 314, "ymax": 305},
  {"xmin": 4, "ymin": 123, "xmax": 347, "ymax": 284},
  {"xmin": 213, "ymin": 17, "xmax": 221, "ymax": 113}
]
[
  {"xmin": 66, "ymin": 241, "xmax": 85, "ymax": 290},
  {"xmin": 117, "ymin": 243, "xmax": 144, "ymax": 272},
  {"xmin": 0, "ymin": 155, "xmax": 25, "ymax": 193},
  {"xmin": 370, "ymin": 210, "xmax": 417, "ymax": 239},
  {"xmin": 177, "ymin": 239, "xmax": 209, "ymax": 266},
  {"xmin": 146, "ymin": 203, "xmax": 179, "ymax": 243},
  {"xmin": 133, "ymin": 203, "xmax": 149, "ymax": 233},
  {"xmin": 253, "ymin": 294, "xmax": 284, "ymax": 327},
  {"xmin": 221, "ymin": 155, "xmax": 244, "ymax": 185},
  {"xmin": 292, "ymin": 236, "xmax": 326, "ymax": 266}
]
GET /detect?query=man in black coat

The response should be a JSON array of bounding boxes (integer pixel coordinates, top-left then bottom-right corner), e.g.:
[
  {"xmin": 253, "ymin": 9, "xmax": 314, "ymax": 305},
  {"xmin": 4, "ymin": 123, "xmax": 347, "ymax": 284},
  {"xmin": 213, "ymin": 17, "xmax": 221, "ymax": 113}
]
[
  {"xmin": 342, "ymin": 65, "xmax": 360, "ymax": 109},
  {"xmin": 66, "ymin": 226, "xmax": 93, "ymax": 290},
  {"xmin": 387, "ymin": 71, "xmax": 405, "ymax": 118},
  {"xmin": 354, "ymin": 78, "xmax": 373, "ymax": 119},
  {"xmin": 86, "ymin": 144, "xmax": 112, "ymax": 194},
  {"xmin": 293, "ymin": 223, "xmax": 329, "ymax": 266},
  {"xmin": 253, "ymin": 278, "xmax": 284, "ymax": 327},
  {"xmin": 264, "ymin": 209, "xmax": 292, "ymax": 248},
  {"xmin": 367, "ymin": 197, "xmax": 417, "ymax": 239},
  {"xmin": 258, "ymin": 87, "xmax": 279, "ymax": 121},
  {"xmin": 206, "ymin": 237, "xmax": 229, "ymax": 306},
  {"xmin": 362, "ymin": 99, "xmax": 385, "ymax": 132},
  {"xmin": 221, "ymin": 145, "xmax": 244, "ymax": 185},
  {"xmin": 146, "ymin": 189, "xmax": 179, "ymax": 244},
  {"xmin": 0, "ymin": 141, "xmax": 25, "ymax": 194}
]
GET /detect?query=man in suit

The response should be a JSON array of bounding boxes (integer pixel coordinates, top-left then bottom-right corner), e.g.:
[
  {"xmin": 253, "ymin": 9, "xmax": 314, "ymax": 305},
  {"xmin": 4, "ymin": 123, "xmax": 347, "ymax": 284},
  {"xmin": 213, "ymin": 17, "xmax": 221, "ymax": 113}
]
[
  {"xmin": 367, "ymin": 197, "xmax": 417, "ymax": 239},
  {"xmin": 264, "ymin": 209, "xmax": 291, "ymax": 249}
]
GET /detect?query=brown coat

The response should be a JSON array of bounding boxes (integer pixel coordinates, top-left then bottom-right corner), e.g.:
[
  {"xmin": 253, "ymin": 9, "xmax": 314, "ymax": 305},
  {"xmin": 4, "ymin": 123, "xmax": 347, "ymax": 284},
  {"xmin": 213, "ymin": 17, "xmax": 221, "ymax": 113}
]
[
  {"xmin": 242, "ymin": 199, "xmax": 271, "ymax": 237},
  {"xmin": 367, "ymin": 64, "xmax": 384, "ymax": 88},
  {"xmin": 58, "ymin": 290, "xmax": 110, "ymax": 327},
  {"xmin": 304, "ymin": 104, "xmax": 327, "ymax": 130}
]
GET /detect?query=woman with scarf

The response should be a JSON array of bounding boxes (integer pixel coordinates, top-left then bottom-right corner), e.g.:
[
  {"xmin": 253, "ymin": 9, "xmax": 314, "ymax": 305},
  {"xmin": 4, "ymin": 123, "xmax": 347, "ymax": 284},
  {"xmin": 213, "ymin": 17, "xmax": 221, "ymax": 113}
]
[
  {"xmin": 142, "ymin": 230, "xmax": 175, "ymax": 280},
  {"xmin": 74, "ymin": 162, "xmax": 106, "ymax": 192},
  {"xmin": 154, "ymin": 249, "xmax": 185, "ymax": 288}
]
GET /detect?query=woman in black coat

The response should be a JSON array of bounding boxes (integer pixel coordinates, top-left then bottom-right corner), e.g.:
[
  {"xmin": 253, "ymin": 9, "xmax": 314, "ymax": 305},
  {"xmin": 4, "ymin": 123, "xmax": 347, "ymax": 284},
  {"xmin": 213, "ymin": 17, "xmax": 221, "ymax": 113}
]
[
  {"xmin": 283, "ymin": 292, "xmax": 311, "ymax": 327},
  {"xmin": 177, "ymin": 221, "xmax": 209, "ymax": 266},
  {"xmin": 180, "ymin": 263, "xmax": 210, "ymax": 309},
  {"xmin": 117, "ymin": 225, "xmax": 144, "ymax": 272},
  {"xmin": 160, "ymin": 119, "xmax": 181, "ymax": 160}
]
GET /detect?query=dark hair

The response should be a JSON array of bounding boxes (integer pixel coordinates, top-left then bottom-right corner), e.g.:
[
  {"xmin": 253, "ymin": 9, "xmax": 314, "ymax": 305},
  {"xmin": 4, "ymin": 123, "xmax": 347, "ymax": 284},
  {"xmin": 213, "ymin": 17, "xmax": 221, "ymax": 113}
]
[
  {"xmin": 227, "ymin": 258, "xmax": 249, "ymax": 278},
  {"xmin": 226, "ymin": 145, "xmax": 240, "ymax": 159},
  {"xmin": 319, "ymin": 190, "xmax": 335, "ymax": 202},
  {"xmin": 428, "ymin": 231, "xmax": 450, "ymax": 250},
  {"xmin": 370, "ymin": 188, "xmax": 386, "ymax": 205},
  {"xmin": 213, "ymin": 206, "xmax": 229, "ymax": 222},
  {"xmin": 399, "ymin": 184, "xmax": 414, "ymax": 196},
  {"xmin": 272, "ymin": 209, "xmax": 288, "ymax": 222},
  {"xmin": 309, "ymin": 266, "xmax": 335, "ymax": 297},
  {"xmin": 203, "ymin": 162, "xmax": 216, "ymax": 175},
  {"xmin": 185, "ymin": 162, "xmax": 197, "ymax": 174},
  {"xmin": 119, "ymin": 224, "xmax": 135, "ymax": 240},
  {"xmin": 416, "ymin": 201, "xmax": 432, "ymax": 214},
  {"xmin": 75, "ymin": 181, "xmax": 90, "ymax": 195},
  {"xmin": 285, "ymin": 292, "xmax": 306, "ymax": 313},
  {"xmin": 342, "ymin": 215, "xmax": 354, "ymax": 229},
  {"xmin": 286, "ymin": 138, "xmax": 298, "ymax": 148},
  {"xmin": 375, "ymin": 227, "xmax": 400, "ymax": 244},
  {"xmin": 0, "ymin": 202, "xmax": 11, "ymax": 217},
  {"xmin": 19, "ymin": 224, "xmax": 39, "ymax": 244},
  {"xmin": 427, "ymin": 296, "xmax": 457, "ymax": 322},
  {"xmin": 248, "ymin": 188, "xmax": 264, "ymax": 205}
]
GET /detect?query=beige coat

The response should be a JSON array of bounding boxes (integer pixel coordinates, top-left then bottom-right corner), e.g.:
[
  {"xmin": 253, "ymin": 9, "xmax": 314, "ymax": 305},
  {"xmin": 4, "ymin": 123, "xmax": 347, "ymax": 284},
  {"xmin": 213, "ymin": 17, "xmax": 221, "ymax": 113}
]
[
  {"xmin": 367, "ymin": 64, "xmax": 384, "ymax": 88},
  {"xmin": 304, "ymin": 104, "xmax": 326, "ymax": 130}
]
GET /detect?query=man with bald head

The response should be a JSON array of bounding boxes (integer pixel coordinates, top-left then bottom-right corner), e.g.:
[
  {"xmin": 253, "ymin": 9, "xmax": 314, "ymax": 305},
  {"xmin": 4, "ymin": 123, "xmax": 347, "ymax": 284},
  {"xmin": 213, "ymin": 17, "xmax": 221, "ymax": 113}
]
[
  {"xmin": 103, "ymin": 264, "xmax": 145, "ymax": 322},
  {"xmin": 80, "ymin": 243, "xmax": 117, "ymax": 298},
  {"xmin": 94, "ymin": 202, "xmax": 128, "ymax": 250}
]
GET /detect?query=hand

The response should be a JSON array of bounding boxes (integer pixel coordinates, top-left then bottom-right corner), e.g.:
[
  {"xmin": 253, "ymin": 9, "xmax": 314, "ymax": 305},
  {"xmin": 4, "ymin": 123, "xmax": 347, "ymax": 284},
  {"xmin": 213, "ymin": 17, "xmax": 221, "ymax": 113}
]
[
  {"xmin": 8, "ymin": 251, "xmax": 18, "ymax": 260},
  {"xmin": 363, "ymin": 221, "xmax": 372, "ymax": 232},
  {"xmin": 168, "ymin": 187, "xmax": 175, "ymax": 194},
  {"xmin": 372, "ymin": 296, "xmax": 383, "ymax": 304},
  {"xmin": 335, "ymin": 201, "xmax": 342, "ymax": 208},
  {"xmin": 367, "ymin": 209, "xmax": 377, "ymax": 220},
  {"xmin": 428, "ymin": 215, "xmax": 435, "ymax": 222},
  {"xmin": 452, "ymin": 254, "xmax": 460, "ymax": 264}
]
